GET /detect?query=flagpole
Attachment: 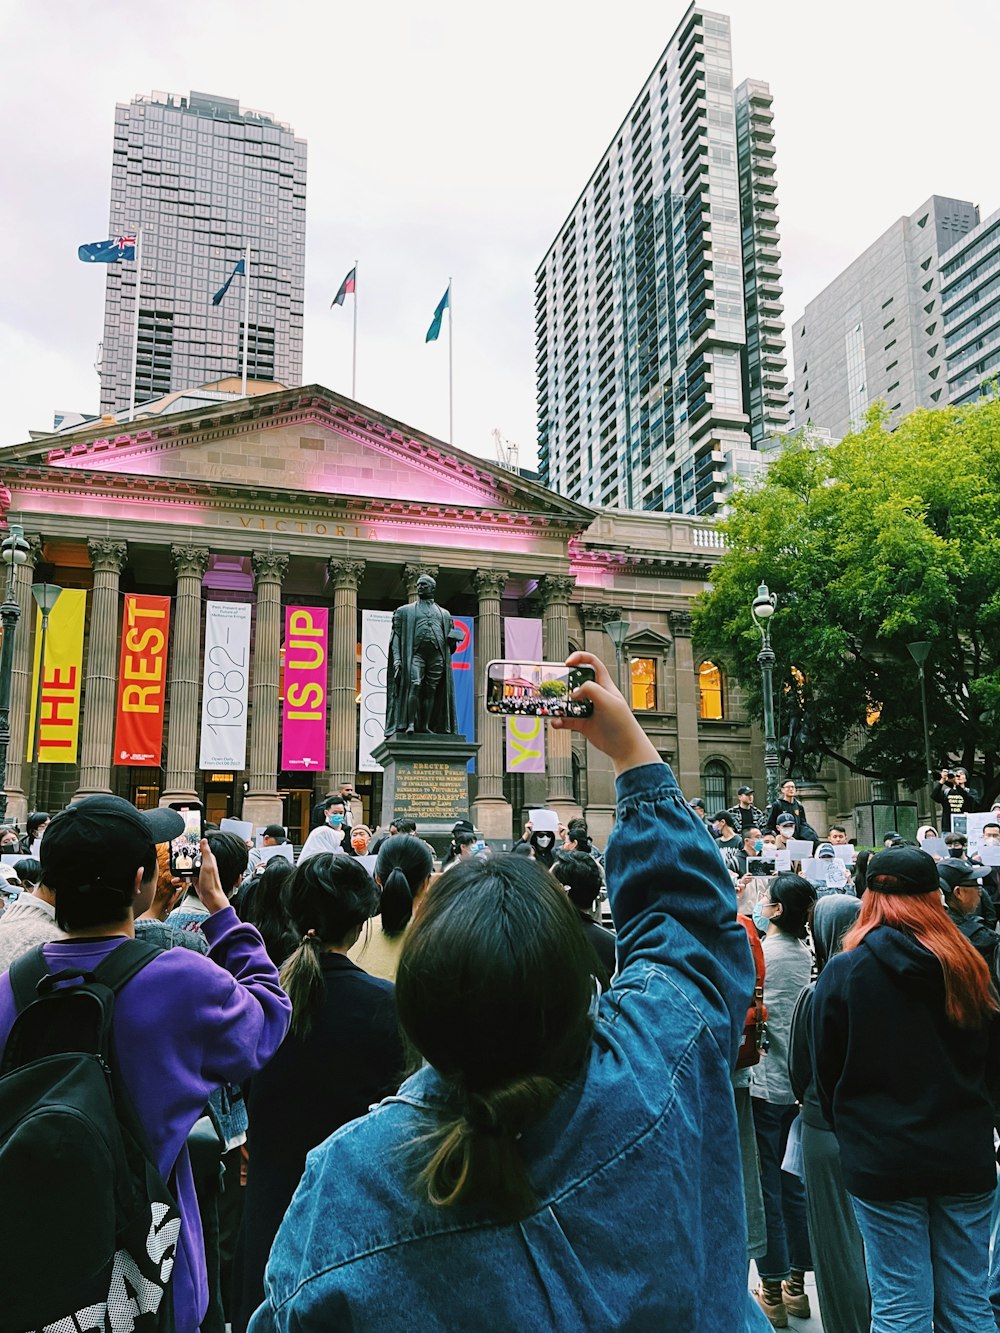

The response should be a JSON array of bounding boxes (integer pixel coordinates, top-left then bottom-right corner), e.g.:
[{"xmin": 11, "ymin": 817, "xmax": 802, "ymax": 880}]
[
  {"xmin": 241, "ymin": 243, "xmax": 251, "ymax": 397},
  {"xmin": 447, "ymin": 277, "xmax": 453, "ymax": 445},
  {"xmin": 352, "ymin": 258, "xmax": 358, "ymax": 400},
  {"xmin": 127, "ymin": 227, "xmax": 142, "ymax": 421}
]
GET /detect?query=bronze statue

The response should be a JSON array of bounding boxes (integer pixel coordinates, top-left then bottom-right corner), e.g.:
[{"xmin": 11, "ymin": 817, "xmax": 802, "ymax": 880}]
[{"xmin": 385, "ymin": 574, "xmax": 462, "ymax": 735}]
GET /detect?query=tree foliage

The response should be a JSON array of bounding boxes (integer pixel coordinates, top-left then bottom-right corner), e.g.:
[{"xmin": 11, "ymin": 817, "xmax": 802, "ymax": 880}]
[{"xmin": 692, "ymin": 403, "xmax": 1000, "ymax": 800}]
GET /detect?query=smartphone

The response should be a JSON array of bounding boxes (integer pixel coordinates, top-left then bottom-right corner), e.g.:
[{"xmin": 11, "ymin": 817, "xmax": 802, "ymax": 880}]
[
  {"xmin": 485, "ymin": 660, "xmax": 596, "ymax": 719},
  {"xmin": 168, "ymin": 801, "xmax": 203, "ymax": 876},
  {"xmin": 747, "ymin": 858, "xmax": 775, "ymax": 877}
]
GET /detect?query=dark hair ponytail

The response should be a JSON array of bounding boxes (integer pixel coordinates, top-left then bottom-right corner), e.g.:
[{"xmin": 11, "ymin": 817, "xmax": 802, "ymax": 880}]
[
  {"xmin": 419, "ymin": 1075, "xmax": 562, "ymax": 1222},
  {"xmin": 397, "ymin": 855, "xmax": 595, "ymax": 1221},
  {"xmin": 376, "ymin": 834, "xmax": 433, "ymax": 938},
  {"xmin": 279, "ymin": 853, "xmax": 379, "ymax": 1037}
]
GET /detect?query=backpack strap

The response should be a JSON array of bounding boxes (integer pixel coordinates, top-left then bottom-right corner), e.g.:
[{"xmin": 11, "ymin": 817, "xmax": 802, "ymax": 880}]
[
  {"xmin": 8, "ymin": 945, "xmax": 54, "ymax": 1015},
  {"xmin": 92, "ymin": 938, "xmax": 164, "ymax": 993}
]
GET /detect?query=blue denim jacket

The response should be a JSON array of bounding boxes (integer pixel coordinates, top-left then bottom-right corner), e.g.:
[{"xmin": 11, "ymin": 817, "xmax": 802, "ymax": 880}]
[{"xmin": 249, "ymin": 763, "xmax": 769, "ymax": 1332}]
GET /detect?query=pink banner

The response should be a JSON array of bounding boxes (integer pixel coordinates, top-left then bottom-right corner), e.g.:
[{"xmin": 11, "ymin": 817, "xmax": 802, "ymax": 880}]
[
  {"xmin": 281, "ymin": 606, "xmax": 329, "ymax": 772},
  {"xmin": 504, "ymin": 617, "xmax": 545, "ymax": 773}
]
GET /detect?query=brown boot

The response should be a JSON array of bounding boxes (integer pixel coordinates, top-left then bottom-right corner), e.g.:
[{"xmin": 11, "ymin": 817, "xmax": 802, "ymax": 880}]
[
  {"xmin": 781, "ymin": 1272, "xmax": 811, "ymax": 1319},
  {"xmin": 752, "ymin": 1283, "xmax": 789, "ymax": 1329}
]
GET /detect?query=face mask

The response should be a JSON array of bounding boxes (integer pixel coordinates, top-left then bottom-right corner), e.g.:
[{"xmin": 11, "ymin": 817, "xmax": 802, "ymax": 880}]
[
  {"xmin": 753, "ymin": 839, "xmax": 763, "ymax": 853},
  {"xmin": 536, "ymin": 835, "xmax": 553, "ymax": 849},
  {"xmin": 752, "ymin": 902, "xmax": 772, "ymax": 933},
  {"xmin": 327, "ymin": 813, "xmax": 345, "ymax": 827}
]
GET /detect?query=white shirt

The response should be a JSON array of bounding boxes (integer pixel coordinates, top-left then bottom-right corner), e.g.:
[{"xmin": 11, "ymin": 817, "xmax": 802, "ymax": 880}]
[{"xmin": 297, "ymin": 825, "xmax": 346, "ymax": 865}]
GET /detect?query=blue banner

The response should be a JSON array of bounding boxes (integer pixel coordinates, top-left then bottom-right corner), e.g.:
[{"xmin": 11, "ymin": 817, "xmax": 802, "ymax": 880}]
[{"xmin": 452, "ymin": 615, "xmax": 475, "ymax": 773}]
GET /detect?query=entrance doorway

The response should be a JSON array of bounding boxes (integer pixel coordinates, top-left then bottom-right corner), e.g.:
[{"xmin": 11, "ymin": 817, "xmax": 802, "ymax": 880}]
[
  {"xmin": 203, "ymin": 773, "xmax": 235, "ymax": 827},
  {"xmin": 280, "ymin": 786, "xmax": 313, "ymax": 844}
]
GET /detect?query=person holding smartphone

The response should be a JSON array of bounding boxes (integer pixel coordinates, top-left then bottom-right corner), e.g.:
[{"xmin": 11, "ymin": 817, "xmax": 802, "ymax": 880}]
[
  {"xmin": 932, "ymin": 767, "xmax": 977, "ymax": 832},
  {"xmin": 249, "ymin": 654, "xmax": 767, "ymax": 1331}
]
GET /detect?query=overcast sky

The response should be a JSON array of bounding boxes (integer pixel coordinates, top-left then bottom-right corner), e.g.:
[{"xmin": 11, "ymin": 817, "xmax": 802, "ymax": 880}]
[{"xmin": 2, "ymin": 0, "xmax": 998, "ymax": 467}]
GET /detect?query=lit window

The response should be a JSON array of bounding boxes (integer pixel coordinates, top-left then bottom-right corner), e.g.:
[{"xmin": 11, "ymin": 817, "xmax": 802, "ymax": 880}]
[
  {"xmin": 631, "ymin": 657, "xmax": 656, "ymax": 711},
  {"xmin": 699, "ymin": 661, "xmax": 724, "ymax": 719}
]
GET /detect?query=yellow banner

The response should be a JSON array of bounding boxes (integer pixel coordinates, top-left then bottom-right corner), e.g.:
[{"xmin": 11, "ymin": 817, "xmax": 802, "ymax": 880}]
[{"xmin": 26, "ymin": 589, "xmax": 87, "ymax": 765}]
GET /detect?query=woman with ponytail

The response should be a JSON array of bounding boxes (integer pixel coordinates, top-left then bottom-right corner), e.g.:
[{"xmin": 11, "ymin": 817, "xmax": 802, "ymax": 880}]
[
  {"xmin": 813, "ymin": 846, "xmax": 1000, "ymax": 1331},
  {"xmin": 348, "ymin": 834, "xmax": 434, "ymax": 981},
  {"xmin": 234, "ymin": 853, "xmax": 404, "ymax": 1331},
  {"xmin": 249, "ymin": 654, "xmax": 766, "ymax": 1331}
]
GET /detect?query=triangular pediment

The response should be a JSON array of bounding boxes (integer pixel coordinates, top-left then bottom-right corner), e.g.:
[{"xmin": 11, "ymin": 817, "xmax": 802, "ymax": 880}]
[{"xmin": 11, "ymin": 384, "xmax": 591, "ymax": 525}]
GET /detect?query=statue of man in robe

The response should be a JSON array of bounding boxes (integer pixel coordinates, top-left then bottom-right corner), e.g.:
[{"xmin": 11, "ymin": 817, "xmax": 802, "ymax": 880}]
[{"xmin": 385, "ymin": 574, "xmax": 462, "ymax": 735}]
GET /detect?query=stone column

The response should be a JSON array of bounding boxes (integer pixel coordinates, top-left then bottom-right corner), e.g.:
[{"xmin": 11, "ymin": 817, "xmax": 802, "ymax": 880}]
[
  {"xmin": 75, "ymin": 539, "xmax": 129, "ymax": 798},
  {"xmin": 669, "ymin": 610, "xmax": 701, "ymax": 800},
  {"xmin": 329, "ymin": 559, "xmax": 366, "ymax": 789},
  {"xmin": 539, "ymin": 574, "xmax": 580, "ymax": 823},
  {"xmin": 578, "ymin": 603, "xmax": 622, "ymax": 845},
  {"xmin": 471, "ymin": 568, "xmax": 511, "ymax": 838},
  {"xmin": 242, "ymin": 550, "xmax": 289, "ymax": 829},
  {"xmin": 403, "ymin": 562, "xmax": 439, "ymax": 603},
  {"xmin": 4, "ymin": 535, "xmax": 42, "ymax": 828},
  {"xmin": 160, "ymin": 544, "xmax": 209, "ymax": 806}
]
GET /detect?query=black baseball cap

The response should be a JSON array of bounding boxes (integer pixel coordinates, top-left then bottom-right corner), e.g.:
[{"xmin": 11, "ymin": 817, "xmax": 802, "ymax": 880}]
[
  {"xmin": 689, "ymin": 798, "xmax": 706, "ymax": 811},
  {"xmin": 41, "ymin": 796, "xmax": 184, "ymax": 892},
  {"xmin": 865, "ymin": 846, "xmax": 940, "ymax": 897},
  {"xmin": 938, "ymin": 860, "xmax": 992, "ymax": 894},
  {"xmin": 776, "ymin": 813, "xmax": 797, "ymax": 828},
  {"xmin": 262, "ymin": 824, "xmax": 287, "ymax": 842},
  {"xmin": 737, "ymin": 785, "xmax": 754, "ymax": 796}
]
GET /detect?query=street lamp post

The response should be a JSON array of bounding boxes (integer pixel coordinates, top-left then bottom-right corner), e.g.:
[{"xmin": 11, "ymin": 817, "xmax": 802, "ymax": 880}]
[
  {"xmin": 0, "ymin": 525, "xmax": 30, "ymax": 824},
  {"xmin": 28, "ymin": 583, "xmax": 62, "ymax": 814},
  {"xmin": 907, "ymin": 640, "xmax": 934, "ymax": 791},
  {"xmin": 604, "ymin": 618, "xmax": 631, "ymax": 697},
  {"xmin": 751, "ymin": 582, "xmax": 779, "ymax": 809}
]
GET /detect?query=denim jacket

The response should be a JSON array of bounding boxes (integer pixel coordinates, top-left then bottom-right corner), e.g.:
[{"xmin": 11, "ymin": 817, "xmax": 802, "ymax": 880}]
[{"xmin": 249, "ymin": 763, "xmax": 769, "ymax": 1332}]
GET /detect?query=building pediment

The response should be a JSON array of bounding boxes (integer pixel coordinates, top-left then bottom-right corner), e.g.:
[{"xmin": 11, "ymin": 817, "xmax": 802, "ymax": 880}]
[{"xmin": 3, "ymin": 384, "xmax": 591, "ymax": 529}]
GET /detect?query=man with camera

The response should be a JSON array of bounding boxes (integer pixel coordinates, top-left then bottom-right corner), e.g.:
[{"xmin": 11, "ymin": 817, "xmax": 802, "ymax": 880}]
[{"xmin": 932, "ymin": 766, "xmax": 977, "ymax": 832}]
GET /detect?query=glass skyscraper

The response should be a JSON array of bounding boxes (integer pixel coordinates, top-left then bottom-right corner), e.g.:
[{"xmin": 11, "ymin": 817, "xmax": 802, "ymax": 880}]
[
  {"xmin": 535, "ymin": 6, "xmax": 788, "ymax": 515},
  {"xmin": 99, "ymin": 90, "xmax": 306, "ymax": 415}
]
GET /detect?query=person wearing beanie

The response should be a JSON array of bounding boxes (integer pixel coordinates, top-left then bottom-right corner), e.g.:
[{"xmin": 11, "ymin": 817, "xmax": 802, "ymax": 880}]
[{"xmin": 813, "ymin": 846, "xmax": 1000, "ymax": 1331}]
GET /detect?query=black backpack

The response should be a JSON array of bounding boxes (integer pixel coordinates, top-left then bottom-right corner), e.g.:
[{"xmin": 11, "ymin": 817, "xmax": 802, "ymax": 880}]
[{"xmin": 0, "ymin": 939, "xmax": 180, "ymax": 1332}]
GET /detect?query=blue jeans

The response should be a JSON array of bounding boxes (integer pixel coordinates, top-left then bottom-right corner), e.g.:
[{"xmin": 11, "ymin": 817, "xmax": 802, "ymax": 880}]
[
  {"xmin": 851, "ymin": 1192, "xmax": 994, "ymax": 1332},
  {"xmin": 751, "ymin": 1098, "xmax": 812, "ymax": 1282}
]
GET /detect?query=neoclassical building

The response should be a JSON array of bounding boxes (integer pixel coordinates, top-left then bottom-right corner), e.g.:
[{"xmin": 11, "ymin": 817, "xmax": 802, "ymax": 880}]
[{"xmin": 0, "ymin": 381, "xmax": 771, "ymax": 843}]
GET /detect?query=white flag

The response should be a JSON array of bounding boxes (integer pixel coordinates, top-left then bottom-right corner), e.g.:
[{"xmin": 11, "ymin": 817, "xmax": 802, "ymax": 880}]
[{"xmin": 199, "ymin": 601, "xmax": 251, "ymax": 770}]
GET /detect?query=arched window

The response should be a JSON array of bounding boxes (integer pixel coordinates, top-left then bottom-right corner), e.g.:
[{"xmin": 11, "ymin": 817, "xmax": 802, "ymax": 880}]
[
  {"xmin": 698, "ymin": 661, "xmax": 724, "ymax": 719},
  {"xmin": 703, "ymin": 759, "xmax": 730, "ymax": 811}
]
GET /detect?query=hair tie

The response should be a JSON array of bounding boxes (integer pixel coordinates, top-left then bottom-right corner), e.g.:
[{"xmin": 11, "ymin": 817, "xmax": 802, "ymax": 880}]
[
  {"xmin": 301, "ymin": 929, "xmax": 321, "ymax": 947},
  {"xmin": 464, "ymin": 1099, "xmax": 507, "ymax": 1137}
]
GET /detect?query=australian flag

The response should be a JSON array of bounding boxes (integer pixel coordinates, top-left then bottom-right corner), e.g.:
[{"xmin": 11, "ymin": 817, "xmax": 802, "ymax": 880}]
[{"xmin": 78, "ymin": 236, "xmax": 136, "ymax": 263}]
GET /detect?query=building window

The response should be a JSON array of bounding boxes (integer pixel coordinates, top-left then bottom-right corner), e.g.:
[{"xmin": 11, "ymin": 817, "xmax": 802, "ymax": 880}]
[
  {"xmin": 699, "ymin": 661, "xmax": 724, "ymax": 719},
  {"xmin": 703, "ymin": 759, "xmax": 730, "ymax": 811},
  {"xmin": 630, "ymin": 657, "xmax": 656, "ymax": 710}
]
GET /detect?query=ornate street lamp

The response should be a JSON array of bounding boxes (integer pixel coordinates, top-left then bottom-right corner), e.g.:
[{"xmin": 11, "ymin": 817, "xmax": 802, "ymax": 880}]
[
  {"xmin": 604, "ymin": 617, "xmax": 631, "ymax": 697},
  {"xmin": 0, "ymin": 525, "xmax": 30, "ymax": 823},
  {"xmin": 906, "ymin": 641, "xmax": 934, "ymax": 786},
  {"xmin": 27, "ymin": 582, "xmax": 62, "ymax": 814},
  {"xmin": 751, "ymin": 582, "xmax": 779, "ymax": 808}
]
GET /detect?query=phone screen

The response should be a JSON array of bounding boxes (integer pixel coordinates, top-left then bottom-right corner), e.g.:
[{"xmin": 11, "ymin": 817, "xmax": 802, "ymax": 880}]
[
  {"xmin": 484, "ymin": 660, "xmax": 595, "ymax": 719},
  {"xmin": 169, "ymin": 805, "xmax": 203, "ymax": 876}
]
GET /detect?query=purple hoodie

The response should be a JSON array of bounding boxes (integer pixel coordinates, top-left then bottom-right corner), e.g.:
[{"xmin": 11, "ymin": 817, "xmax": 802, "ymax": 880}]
[{"xmin": 0, "ymin": 905, "xmax": 291, "ymax": 1333}]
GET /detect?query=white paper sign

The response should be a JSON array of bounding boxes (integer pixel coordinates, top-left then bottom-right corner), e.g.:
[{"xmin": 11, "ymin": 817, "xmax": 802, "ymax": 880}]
[
  {"xmin": 259, "ymin": 843, "xmax": 294, "ymax": 864},
  {"xmin": 199, "ymin": 601, "xmax": 252, "ymax": 770},
  {"xmin": 833, "ymin": 845, "xmax": 856, "ymax": 862},
  {"xmin": 359, "ymin": 610, "xmax": 393, "ymax": 774},
  {"xmin": 774, "ymin": 850, "xmax": 792, "ymax": 872},
  {"xmin": 220, "ymin": 818, "xmax": 253, "ymax": 841},
  {"xmin": 965, "ymin": 814, "xmax": 994, "ymax": 855},
  {"xmin": 980, "ymin": 846, "xmax": 1000, "ymax": 867},
  {"xmin": 922, "ymin": 838, "xmax": 949, "ymax": 859},
  {"xmin": 1, "ymin": 855, "xmax": 21, "ymax": 867},
  {"xmin": 788, "ymin": 839, "xmax": 815, "ymax": 860}
]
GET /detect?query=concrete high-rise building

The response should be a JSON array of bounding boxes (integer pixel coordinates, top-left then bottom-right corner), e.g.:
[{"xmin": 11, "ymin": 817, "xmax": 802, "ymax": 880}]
[
  {"xmin": 940, "ymin": 206, "xmax": 1000, "ymax": 406},
  {"xmin": 535, "ymin": 6, "xmax": 788, "ymax": 516},
  {"xmin": 792, "ymin": 196, "xmax": 978, "ymax": 439},
  {"xmin": 99, "ymin": 90, "xmax": 306, "ymax": 415}
]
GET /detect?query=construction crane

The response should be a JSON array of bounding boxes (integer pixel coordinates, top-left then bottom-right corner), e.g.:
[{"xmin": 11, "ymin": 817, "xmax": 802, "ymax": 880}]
[{"xmin": 491, "ymin": 427, "xmax": 520, "ymax": 473}]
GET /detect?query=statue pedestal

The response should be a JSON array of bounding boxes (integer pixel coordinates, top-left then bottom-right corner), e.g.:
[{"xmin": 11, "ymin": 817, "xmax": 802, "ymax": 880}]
[{"xmin": 372, "ymin": 733, "xmax": 480, "ymax": 856}]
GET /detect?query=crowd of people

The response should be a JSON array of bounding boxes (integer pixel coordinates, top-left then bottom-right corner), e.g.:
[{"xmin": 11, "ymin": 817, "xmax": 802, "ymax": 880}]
[{"xmin": 1, "ymin": 687, "xmax": 1000, "ymax": 1331}]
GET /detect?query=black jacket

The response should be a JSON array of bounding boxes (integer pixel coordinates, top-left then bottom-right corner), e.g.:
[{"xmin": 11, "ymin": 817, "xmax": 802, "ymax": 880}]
[
  {"xmin": 764, "ymin": 797, "xmax": 817, "ymax": 842},
  {"xmin": 813, "ymin": 925, "xmax": 1000, "ymax": 1200},
  {"xmin": 931, "ymin": 781, "xmax": 976, "ymax": 832}
]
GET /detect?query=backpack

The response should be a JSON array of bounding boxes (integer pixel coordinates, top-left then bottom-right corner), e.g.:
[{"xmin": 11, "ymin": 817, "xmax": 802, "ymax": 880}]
[
  {"xmin": 734, "ymin": 914, "xmax": 769, "ymax": 1070},
  {"xmin": 0, "ymin": 939, "xmax": 180, "ymax": 1332}
]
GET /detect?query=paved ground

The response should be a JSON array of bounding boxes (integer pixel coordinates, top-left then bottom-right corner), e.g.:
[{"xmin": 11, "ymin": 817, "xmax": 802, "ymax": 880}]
[{"xmin": 749, "ymin": 1267, "xmax": 823, "ymax": 1331}]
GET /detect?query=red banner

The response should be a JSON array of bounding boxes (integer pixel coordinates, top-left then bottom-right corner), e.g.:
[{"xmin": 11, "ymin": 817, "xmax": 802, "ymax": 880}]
[{"xmin": 113, "ymin": 594, "xmax": 171, "ymax": 766}]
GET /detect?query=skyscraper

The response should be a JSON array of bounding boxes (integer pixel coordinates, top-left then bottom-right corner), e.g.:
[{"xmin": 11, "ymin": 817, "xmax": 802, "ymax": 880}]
[
  {"xmin": 940, "ymin": 205, "xmax": 1000, "ymax": 407},
  {"xmin": 792, "ymin": 196, "xmax": 978, "ymax": 439},
  {"xmin": 99, "ymin": 90, "xmax": 306, "ymax": 415},
  {"xmin": 535, "ymin": 6, "xmax": 788, "ymax": 515}
]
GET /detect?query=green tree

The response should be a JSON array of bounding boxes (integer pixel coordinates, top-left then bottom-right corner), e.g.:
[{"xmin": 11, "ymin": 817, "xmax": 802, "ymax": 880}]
[
  {"xmin": 692, "ymin": 403, "xmax": 1000, "ymax": 801},
  {"xmin": 538, "ymin": 678, "xmax": 568, "ymax": 699}
]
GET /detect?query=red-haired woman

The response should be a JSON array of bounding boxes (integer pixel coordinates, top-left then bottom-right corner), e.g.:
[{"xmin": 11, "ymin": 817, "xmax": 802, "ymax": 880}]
[{"xmin": 813, "ymin": 846, "xmax": 1000, "ymax": 1331}]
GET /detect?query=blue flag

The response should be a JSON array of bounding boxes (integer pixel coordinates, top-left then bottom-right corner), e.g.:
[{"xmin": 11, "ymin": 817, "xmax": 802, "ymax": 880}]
[
  {"xmin": 212, "ymin": 258, "xmax": 246, "ymax": 306},
  {"xmin": 426, "ymin": 286, "xmax": 450, "ymax": 342},
  {"xmin": 78, "ymin": 236, "xmax": 136, "ymax": 263}
]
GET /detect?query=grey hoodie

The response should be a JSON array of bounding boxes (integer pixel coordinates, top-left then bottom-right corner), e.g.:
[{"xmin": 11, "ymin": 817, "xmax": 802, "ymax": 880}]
[{"xmin": 0, "ymin": 892, "xmax": 62, "ymax": 973}]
